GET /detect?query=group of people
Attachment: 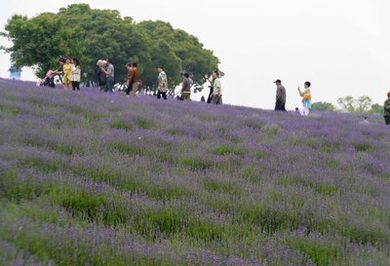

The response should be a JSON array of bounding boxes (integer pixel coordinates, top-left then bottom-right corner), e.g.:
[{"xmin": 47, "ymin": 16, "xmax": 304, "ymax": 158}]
[
  {"xmin": 45, "ymin": 56, "xmax": 223, "ymax": 105},
  {"xmin": 41, "ymin": 57, "xmax": 390, "ymax": 124},
  {"xmin": 274, "ymin": 79, "xmax": 390, "ymax": 125},
  {"xmin": 96, "ymin": 59, "xmax": 115, "ymax": 92},
  {"xmin": 274, "ymin": 79, "xmax": 313, "ymax": 116},
  {"xmin": 43, "ymin": 57, "xmax": 81, "ymax": 91},
  {"xmin": 123, "ymin": 62, "xmax": 223, "ymax": 104}
]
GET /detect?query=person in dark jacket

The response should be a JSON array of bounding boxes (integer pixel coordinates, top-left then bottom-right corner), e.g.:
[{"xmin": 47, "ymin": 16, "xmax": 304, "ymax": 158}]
[
  {"xmin": 274, "ymin": 79, "xmax": 287, "ymax": 111},
  {"xmin": 384, "ymin": 92, "xmax": 390, "ymax": 125},
  {"xmin": 180, "ymin": 73, "xmax": 192, "ymax": 101}
]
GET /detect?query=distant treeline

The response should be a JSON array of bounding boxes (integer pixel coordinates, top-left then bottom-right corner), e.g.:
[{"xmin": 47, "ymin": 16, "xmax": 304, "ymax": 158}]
[{"xmin": 313, "ymin": 96, "xmax": 384, "ymax": 114}]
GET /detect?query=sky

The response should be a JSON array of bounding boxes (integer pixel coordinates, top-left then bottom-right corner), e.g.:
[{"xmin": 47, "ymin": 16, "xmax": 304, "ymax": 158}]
[{"xmin": 1, "ymin": 0, "xmax": 390, "ymax": 109}]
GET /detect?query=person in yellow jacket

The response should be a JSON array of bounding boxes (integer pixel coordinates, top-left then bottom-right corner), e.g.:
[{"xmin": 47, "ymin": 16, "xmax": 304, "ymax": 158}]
[{"xmin": 62, "ymin": 58, "xmax": 73, "ymax": 90}]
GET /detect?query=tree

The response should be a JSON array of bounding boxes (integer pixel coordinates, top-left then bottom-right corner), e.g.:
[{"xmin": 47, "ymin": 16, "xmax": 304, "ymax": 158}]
[
  {"xmin": 311, "ymin": 102, "xmax": 335, "ymax": 112},
  {"xmin": 136, "ymin": 20, "xmax": 220, "ymax": 87},
  {"xmin": 337, "ymin": 96, "xmax": 375, "ymax": 113},
  {"xmin": 355, "ymin": 96, "xmax": 373, "ymax": 113},
  {"xmin": 369, "ymin": 104, "xmax": 384, "ymax": 115},
  {"xmin": 337, "ymin": 96, "xmax": 356, "ymax": 112},
  {"xmin": 1, "ymin": 4, "xmax": 220, "ymax": 89}
]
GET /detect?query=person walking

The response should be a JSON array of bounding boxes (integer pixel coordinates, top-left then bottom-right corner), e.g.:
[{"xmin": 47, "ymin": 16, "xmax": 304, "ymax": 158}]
[
  {"xmin": 96, "ymin": 60, "xmax": 107, "ymax": 91},
  {"xmin": 205, "ymin": 73, "xmax": 214, "ymax": 104},
  {"xmin": 180, "ymin": 73, "xmax": 191, "ymax": 101},
  {"xmin": 100, "ymin": 58, "xmax": 114, "ymax": 93},
  {"xmin": 384, "ymin": 92, "xmax": 390, "ymax": 125},
  {"xmin": 298, "ymin": 81, "xmax": 312, "ymax": 116},
  {"xmin": 71, "ymin": 58, "xmax": 81, "ymax": 91},
  {"xmin": 274, "ymin": 79, "xmax": 286, "ymax": 111},
  {"xmin": 125, "ymin": 63, "xmax": 134, "ymax": 96},
  {"xmin": 211, "ymin": 70, "xmax": 222, "ymax": 105},
  {"xmin": 131, "ymin": 63, "xmax": 142, "ymax": 96},
  {"xmin": 62, "ymin": 58, "xmax": 73, "ymax": 90},
  {"xmin": 157, "ymin": 66, "xmax": 168, "ymax": 100}
]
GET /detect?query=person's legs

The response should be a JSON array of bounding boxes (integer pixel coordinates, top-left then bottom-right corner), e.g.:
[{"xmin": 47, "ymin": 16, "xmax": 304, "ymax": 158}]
[
  {"xmin": 162, "ymin": 92, "xmax": 167, "ymax": 100},
  {"xmin": 72, "ymin": 81, "xmax": 76, "ymax": 91},
  {"xmin": 281, "ymin": 102, "xmax": 286, "ymax": 112},
  {"xmin": 125, "ymin": 82, "xmax": 131, "ymax": 95},
  {"xmin": 110, "ymin": 78, "xmax": 114, "ymax": 92},
  {"xmin": 106, "ymin": 77, "xmax": 114, "ymax": 92},
  {"xmin": 49, "ymin": 78, "xmax": 55, "ymax": 88},
  {"xmin": 131, "ymin": 82, "xmax": 140, "ymax": 96},
  {"xmin": 275, "ymin": 100, "xmax": 281, "ymax": 111},
  {"xmin": 211, "ymin": 95, "xmax": 221, "ymax": 105},
  {"xmin": 75, "ymin": 82, "xmax": 80, "ymax": 91},
  {"xmin": 385, "ymin": 116, "xmax": 390, "ymax": 125},
  {"xmin": 207, "ymin": 89, "xmax": 214, "ymax": 104},
  {"xmin": 300, "ymin": 106, "xmax": 310, "ymax": 116},
  {"xmin": 182, "ymin": 93, "xmax": 191, "ymax": 101},
  {"xmin": 157, "ymin": 91, "xmax": 162, "ymax": 99}
]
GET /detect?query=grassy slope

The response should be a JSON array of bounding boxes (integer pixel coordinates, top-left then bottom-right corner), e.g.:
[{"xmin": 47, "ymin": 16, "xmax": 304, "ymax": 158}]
[{"xmin": 0, "ymin": 79, "xmax": 389, "ymax": 265}]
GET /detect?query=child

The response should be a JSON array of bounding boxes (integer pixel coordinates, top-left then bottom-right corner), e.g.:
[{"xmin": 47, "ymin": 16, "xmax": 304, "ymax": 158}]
[
  {"xmin": 44, "ymin": 70, "xmax": 56, "ymax": 88},
  {"xmin": 298, "ymin": 81, "xmax": 312, "ymax": 116}
]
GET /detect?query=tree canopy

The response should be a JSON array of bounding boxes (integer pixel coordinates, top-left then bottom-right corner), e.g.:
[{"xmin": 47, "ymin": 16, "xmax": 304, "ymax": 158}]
[
  {"xmin": 311, "ymin": 102, "xmax": 336, "ymax": 112},
  {"xmin": 1, "ymin": 4, "xmax": 220, "ymax": 89},
  {"xmin": 337, "ymin": 96, "xmax": 373, "ymax": 113}
]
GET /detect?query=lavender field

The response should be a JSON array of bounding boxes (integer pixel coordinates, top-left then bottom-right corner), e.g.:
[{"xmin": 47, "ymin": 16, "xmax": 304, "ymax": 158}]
[{"xmin": 0, "ymin": 78, "xmax": 389, "ymax": 265}]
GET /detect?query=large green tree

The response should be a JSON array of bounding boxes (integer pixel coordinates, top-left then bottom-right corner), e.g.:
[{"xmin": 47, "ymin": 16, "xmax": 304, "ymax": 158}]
[{"xmin": 1, "ymin": 4, "xmax": 220, "ymax": 89}]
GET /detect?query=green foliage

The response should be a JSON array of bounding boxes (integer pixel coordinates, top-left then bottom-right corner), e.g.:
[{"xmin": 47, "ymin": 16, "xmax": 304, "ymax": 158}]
[
  {"xmin": 240, "ymin": 205, "xmax": 299, "ymax": 234},
  {"xmin": 212, "ymin": 145, "xmax": 245, "ymax": 156},
  {"xmin": 110, "ymin": 120, "xmax": 134, "ymax": 131},
  {"xmin": 134, "ymin": 117, "xmax": 156, "ymax": 129},
  {"xmin": 185, "ymin": 221, "xmax": 224, "ymax": 241},
  {"xmin": 203, "ymin": 179, "xmax": 239, "ymax": 194},
  {"xmin": 353, "ymin": 143, "xmax": 374, "ymax": 153},
  {"xmin": 295, "ymin": 240, "xmax": 339, "ymax": 266},
  {"xmin": 337, "ymin": 96, "xmax": 374, "ymax": 113},
  {"xmin": 311, "ymin": 102, "xmax": 335, "ymax": 112},
  {"xmin": 315, "ymin": 184, "xmax": 339, "ymax": 196},
  {"xmin": 135, "ymin": 209, "xmax": 183, "ymax": 238},
  {"xmin": 369, "ymin": 103, "xmax": 384, "ymax": 115},
  {"xmin": 180, "ymin": 157, "xmax": 214, "ymax": 172},
  {"xmin": 61, "ymin": 191, "xmax": 107, "ymax": 221},
  {"xmin": 3, "ymin": 4, "xmax": 219, "ymax": 89},
  {"xmin": 137, "ymin": 21, "xmax": 220, "ymax": 86},
  {"xmin": 337, "ymin": 96, "xmax": 355, "ymax": 112}
]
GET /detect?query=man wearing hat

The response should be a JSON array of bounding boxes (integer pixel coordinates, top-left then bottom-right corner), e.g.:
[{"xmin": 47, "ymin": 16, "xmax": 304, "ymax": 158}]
[
  {"xmin": 384, "ymin": 91, "xmax": 390, "ymax": 125},
  {"xmin": 274, "ymin": 79, "xmax": 287, "ymax": 112}
]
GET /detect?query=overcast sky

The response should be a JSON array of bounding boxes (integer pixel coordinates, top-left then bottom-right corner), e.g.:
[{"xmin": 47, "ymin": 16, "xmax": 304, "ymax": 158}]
[{"xmin": 1, "ymin": 0, "xmax": 390, "ymax": 109}]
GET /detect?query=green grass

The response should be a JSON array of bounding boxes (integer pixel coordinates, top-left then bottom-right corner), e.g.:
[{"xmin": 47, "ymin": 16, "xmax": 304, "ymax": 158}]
[
  {"xmin": 353, "ymin": 143, "xmax": 374, "ymax": 153},
  {"xmin": 0, "ymin": 103, "xmax": 25, "ymax": 116},
  {"xmin": 185, "ymin": 221, "xmax": 225, "ymax": 241},
  {"xmin": 240, "ymin": 205, "xmax": 299, "ymax": 234},
  {"xmin": 180, "ymin": 157, "xmax": 214, "ymax": 172},
  {"xmin": 315, "ymin": 184, "xmax": 340, "ymax": 196},
  {"xmin": 111, "ymin": 142, "xmax": 146, "ymax": 156},
  {"xmin": 212, "ymin": 145, "xmax": 246, "ymax": 156},
  {"xmin": 295, "ymin": 239, "xmax": 339, "ymax": 266},
  {"xmin": 203, "ymin": 179, "xmax": 240, "ymax": 195},
  {"xmin": 110, "ymin": 120, "xmax": 134, "ymax": 131}
]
